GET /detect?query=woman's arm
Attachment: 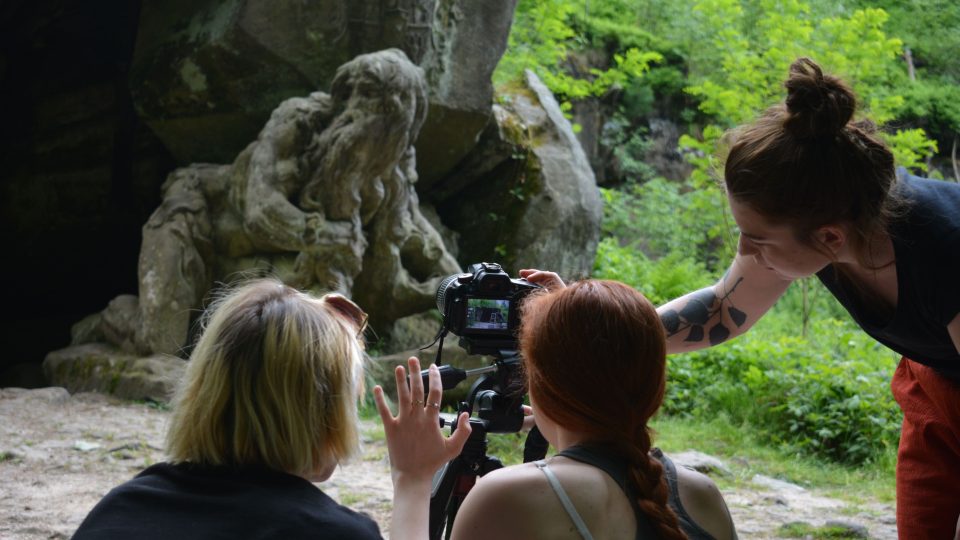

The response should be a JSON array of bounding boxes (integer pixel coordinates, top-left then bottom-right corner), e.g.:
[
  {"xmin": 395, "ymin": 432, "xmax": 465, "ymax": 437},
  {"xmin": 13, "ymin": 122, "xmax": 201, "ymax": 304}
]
[
  {"xmin": 674, "ymin": 466, "xmax": 738, "ymax": 540},
  {"xmin": 658, "ymin": 252, "xmax": 792, "ymax": 354},
  {"xmin": 374, "ymin": 358, "xmax": 471, "ymax": 540},
  {"xmin": 522, "ymin": 254, "xmax": 792, "ymax": 356}
]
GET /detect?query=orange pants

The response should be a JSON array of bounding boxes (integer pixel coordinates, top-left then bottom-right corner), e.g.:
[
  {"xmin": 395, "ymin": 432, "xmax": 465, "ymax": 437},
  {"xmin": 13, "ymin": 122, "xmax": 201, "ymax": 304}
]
[{"xmin": 891, "ymin": 358, "xmax": 960, "ymax": 539}]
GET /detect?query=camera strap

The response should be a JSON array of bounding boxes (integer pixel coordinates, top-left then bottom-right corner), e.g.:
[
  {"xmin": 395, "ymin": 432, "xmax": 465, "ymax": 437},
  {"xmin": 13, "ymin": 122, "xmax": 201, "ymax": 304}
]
[{"xmin": 419, "ymin": 327, "xmax": 449, "ymax": 366}]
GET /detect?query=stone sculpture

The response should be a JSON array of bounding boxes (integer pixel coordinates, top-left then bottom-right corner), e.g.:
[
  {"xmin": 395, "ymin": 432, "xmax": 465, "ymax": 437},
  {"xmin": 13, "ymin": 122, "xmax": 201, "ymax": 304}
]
[{"xmin": 86, "ymin": 48, "xmax": 459, "ymax": 357}]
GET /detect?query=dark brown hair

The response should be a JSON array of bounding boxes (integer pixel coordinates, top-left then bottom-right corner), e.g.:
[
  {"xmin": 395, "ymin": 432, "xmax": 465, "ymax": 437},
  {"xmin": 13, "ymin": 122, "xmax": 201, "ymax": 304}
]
[
  {"xmin": 519, "ymin": 280, "xmax": 685, "ymax": 540},
  {"xmin": 723, "ymin": 57, "xmax": 902, "ymax": 268}
]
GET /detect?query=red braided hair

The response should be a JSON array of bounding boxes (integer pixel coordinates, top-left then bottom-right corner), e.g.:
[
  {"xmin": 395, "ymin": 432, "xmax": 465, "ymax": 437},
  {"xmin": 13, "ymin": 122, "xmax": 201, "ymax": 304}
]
[{"xmin": 520, "ymin": 280, "xmax": 686, "ymax": 540}]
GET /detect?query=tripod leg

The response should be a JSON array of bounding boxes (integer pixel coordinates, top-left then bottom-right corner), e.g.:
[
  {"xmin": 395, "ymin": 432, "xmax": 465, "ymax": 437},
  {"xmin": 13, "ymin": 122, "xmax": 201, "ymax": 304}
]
[{"xmin": 429, "ymin": 458, "xmax": 470, "ymax": 540}]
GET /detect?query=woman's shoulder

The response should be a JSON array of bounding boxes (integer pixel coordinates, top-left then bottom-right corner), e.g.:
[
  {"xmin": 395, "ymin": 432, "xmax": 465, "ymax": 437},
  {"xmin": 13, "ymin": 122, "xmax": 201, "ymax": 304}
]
[
  {"xmin": 672, "ymin": 464, "xmax": 737, "ymax": 540},
  {"xmin": 449, "ymin": 463, "xmax": 551, "ymax": 539},
  {"xmin": 465, "ymin": 462, "xmax": 550, "ymax": 507},
  {"xmin": 451, "ymin": 458, "xmax": 637, "ymax": 540}
]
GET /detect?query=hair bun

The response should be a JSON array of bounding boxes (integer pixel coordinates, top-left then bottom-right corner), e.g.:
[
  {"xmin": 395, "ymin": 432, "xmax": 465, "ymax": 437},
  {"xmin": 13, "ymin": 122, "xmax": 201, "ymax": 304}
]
[{"xmin": 783, "ymin": 57, "xmax": 856, "ymax": 139}]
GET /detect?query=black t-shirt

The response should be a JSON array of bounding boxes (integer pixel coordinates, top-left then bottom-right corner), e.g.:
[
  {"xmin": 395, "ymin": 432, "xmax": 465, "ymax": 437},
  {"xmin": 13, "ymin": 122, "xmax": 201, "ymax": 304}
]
[
  {"xmin": 817, "ymin": 171, "xmax": 960, "ymax": 380},
  {"xmin": 72, "ymin": 462, "xmax": 382, "ymax": 540}
]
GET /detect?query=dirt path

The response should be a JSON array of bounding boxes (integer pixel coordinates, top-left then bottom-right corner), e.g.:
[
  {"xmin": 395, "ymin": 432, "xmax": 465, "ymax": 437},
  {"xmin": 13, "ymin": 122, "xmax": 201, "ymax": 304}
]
[{"xmin": 0, "ymin": 388, "xmax": 896, "ymax": 539}]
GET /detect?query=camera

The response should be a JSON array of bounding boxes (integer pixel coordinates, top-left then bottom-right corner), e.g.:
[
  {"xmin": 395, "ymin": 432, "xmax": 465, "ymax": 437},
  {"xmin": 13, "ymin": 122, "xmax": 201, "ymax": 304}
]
[{"xmin": 435, "ymin": 262, "xmax": 540, "ymax": 355}]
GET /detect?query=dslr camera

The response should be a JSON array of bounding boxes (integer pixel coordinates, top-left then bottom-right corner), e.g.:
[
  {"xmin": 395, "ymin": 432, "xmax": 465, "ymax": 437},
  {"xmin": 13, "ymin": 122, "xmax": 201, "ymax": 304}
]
[{"xmin": 435, "ymin": 262, "xmax": 540, "ymax": 356}]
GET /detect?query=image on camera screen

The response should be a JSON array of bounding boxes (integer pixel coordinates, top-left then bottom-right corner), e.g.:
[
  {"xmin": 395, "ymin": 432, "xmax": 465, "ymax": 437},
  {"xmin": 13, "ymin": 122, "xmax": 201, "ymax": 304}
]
[{"xmin": 465, "ymin": 298, "xmax": 510, "ymax": 330}]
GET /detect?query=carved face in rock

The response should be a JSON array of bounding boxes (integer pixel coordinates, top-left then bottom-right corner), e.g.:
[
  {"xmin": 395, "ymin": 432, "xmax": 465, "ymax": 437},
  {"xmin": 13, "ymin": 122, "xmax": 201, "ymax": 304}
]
[
  {"xmin": 300, "ymin": 48, "xmax": 428, "ymax": 214},
  {"xmin": 334, "ymin": 48, "xmax": 427, "ymax": 151}
]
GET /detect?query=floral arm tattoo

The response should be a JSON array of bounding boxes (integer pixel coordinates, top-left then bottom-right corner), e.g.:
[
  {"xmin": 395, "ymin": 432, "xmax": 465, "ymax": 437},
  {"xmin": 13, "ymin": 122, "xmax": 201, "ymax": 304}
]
[{"xmin": 660, "ymin": 274, "xmax": 746, "ymax": 346}]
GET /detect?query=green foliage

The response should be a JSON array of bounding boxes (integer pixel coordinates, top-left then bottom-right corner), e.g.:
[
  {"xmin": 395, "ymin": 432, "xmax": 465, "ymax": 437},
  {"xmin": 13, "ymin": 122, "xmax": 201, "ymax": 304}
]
[
  {"xmin": 884, "ymin": 127, "xmax": 939, "ymax": 173},
  {"xmin": 682, "ymin": 1, "xmax": 904, "ymax": 125},
  {"xmin": 494, "ymin": 0, "xmax": 577, "ymax": 89},
  {"xmin": 664, "ymin": 313, "xmax": 901, "ymax": 464},
  {"xmin": 779, "ymin": 521, "xmax": 870, "ymax": 539},
  {"xmin": 495, "ymin": 0, "xmax": 662, "ymax": 101},
  {"xmin": 896, "ymin": 78, "xmax": 960, "ymax": 151},
  {"xmin": 602, "ymin": 122, "xmax": 658, "ymax": 182},
  {"xmin": 599, "ymin": 176, "xmax": 733, "ymax": 266},
  {"xmin": 675, "ymin": 0, "xmax": 942, "ymax": 180},
  {"xmin": 853, "ymin": 0, "xmax": 960, "ymax": 83},
  {"xmin": 594, "ymin": 239, "xmax": 715, "ymax": 305}
]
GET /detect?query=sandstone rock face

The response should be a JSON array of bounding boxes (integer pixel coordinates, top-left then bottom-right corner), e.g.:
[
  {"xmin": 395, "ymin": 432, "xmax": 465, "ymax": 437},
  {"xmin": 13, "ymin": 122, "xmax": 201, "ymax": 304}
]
[
  {"xmin": 414, "ymin": 0, "xmax": 519, "ymax": 188},
  {"xmin": 43, "ymin": 344, "xmax": 185, "ymax": 402},
  {"xmin": 69, "ymin": 49, "xmax": 459, "ymax": 358},
  {"xmin": 130, "ymin": 0, "xmax": 516, "ymax": 179},
  {"xmin": 129, "ymin": 0, "xmax": 354, "ymax": 164},
  {"xmin": 433, "ymin": 70, "xmax": 603, "ymax": 279}
]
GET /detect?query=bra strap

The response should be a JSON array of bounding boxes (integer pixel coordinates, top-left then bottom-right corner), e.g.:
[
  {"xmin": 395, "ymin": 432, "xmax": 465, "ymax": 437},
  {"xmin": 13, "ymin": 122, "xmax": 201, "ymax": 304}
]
[{"xmin": 535, "ymin": 460, "xmax": 595, "ymax": 540}]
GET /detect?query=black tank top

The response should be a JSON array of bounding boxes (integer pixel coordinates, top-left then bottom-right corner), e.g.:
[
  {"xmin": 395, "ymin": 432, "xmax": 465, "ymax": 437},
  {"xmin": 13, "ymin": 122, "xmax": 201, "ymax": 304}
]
[{"xmin": 556, "ymin": 445, "xmax": 718, "ymax": 540}]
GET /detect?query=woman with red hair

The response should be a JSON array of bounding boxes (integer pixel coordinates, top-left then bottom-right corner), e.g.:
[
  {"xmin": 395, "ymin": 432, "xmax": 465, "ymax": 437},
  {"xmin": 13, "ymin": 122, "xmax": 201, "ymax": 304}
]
[{"xmin": 378, "ymin": 280, "xmax": 736, "ymax": 539}]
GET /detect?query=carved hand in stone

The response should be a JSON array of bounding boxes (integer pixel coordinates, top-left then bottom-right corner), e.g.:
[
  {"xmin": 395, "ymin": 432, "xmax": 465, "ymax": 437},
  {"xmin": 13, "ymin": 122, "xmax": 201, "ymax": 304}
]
[{"xmin": 303, "ymin": 213, "xmax": 363, "ymax": 252}]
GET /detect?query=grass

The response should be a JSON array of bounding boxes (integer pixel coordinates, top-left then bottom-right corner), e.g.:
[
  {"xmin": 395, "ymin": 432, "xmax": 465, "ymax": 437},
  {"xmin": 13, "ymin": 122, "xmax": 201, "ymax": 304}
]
[
  {"xmin": 649, "ymin": 414, "xmax": 896, "ymax": 503},
  {"xmin": 778, "ymin": 522, "xmax": 869, "ymax": 538},
  {"xmin": 339, "ymin": 490, "xmax": 369, "ymax": 506},
  {"xmin": 131, "ymin": 398, "xmax": 172, "ymax": 412}
]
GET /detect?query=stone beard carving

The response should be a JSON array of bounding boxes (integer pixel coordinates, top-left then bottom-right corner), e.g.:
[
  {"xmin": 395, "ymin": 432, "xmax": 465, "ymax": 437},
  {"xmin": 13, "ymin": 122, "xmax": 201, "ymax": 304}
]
[{"xmin": 110, "ymin": 48, "xmax": 458, "ymax": 356}]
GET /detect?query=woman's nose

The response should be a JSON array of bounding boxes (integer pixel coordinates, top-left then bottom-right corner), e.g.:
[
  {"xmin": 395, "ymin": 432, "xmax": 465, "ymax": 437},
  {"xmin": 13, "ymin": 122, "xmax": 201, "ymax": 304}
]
[{"xmin": 738, "ymin": 235, "xmax": 758, "ymax": 256}]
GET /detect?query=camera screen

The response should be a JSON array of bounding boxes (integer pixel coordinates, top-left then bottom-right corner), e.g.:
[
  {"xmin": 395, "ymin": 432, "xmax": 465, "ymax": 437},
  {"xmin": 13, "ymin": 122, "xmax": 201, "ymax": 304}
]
[{"xmin": 464, "ymin": 298, "xmax": 510, "ymax": 331}]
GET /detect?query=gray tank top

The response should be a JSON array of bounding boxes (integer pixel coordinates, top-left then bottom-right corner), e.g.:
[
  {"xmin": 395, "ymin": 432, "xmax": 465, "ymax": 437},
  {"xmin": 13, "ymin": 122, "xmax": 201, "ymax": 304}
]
[{"xmin": 535, "ymin": 445, "xmax": 718, "ymax": 540}]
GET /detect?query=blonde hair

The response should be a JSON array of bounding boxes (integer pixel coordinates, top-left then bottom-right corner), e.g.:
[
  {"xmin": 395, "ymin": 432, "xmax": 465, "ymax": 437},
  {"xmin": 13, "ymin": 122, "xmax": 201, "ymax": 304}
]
[{"xmin": 165, "ymin": 278, "xmax": 365, "ymax": 476}]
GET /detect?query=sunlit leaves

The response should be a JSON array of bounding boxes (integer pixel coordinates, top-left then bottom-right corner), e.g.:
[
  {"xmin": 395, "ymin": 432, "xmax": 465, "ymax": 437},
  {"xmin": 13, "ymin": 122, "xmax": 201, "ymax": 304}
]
[
  {"xmin": 496, "ymin": 0, "xmax": 662, "ymax": 101},
  {"xmin": 885, "ymin": 128, "xmax": 939, "ymax": 173}
]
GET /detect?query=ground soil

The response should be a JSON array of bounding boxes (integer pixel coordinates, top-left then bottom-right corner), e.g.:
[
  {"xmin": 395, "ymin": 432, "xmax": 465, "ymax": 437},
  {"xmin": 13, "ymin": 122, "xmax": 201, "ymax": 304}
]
[{"xmin": 0, "ymin": 388, "xmax": 897, "ymax": 539}]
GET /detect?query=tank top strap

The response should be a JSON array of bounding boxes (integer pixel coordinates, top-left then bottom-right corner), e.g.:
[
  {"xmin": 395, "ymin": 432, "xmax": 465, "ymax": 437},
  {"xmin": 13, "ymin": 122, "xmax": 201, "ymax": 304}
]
[
  {"xmin": 556, "ymin": 444, "xmax": 630, "ymax": 490},
  {"xmin": 650, "ymin": 448, "xmax": 718, "ymax": 540},
  {"xmin": 555, "ymin": 445, "xmax": 659, "ymax": 540}
]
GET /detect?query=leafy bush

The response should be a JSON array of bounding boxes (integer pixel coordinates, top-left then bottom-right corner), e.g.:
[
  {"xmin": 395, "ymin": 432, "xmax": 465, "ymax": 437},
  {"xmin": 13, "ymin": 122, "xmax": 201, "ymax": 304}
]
[
  {"xmin": 495, "ymin": 0, "xmax": 662, "ymax": 101},
  {"xmin": 594, "ymin": 239, "xmax": 714, "ymax": 306},
  {"xmin": 663, "ymin": 308, "xmax": 901, "ymax": 464},
  {"xmin": 599, "ymin": 178, "xmax": 734, "ymax": 268}
]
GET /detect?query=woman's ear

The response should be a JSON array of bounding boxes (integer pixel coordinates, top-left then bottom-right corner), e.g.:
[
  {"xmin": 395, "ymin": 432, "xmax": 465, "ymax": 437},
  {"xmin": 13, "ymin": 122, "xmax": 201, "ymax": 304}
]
[{"xmin": 815, "ymin": 225, "xmax": 846, "ymax": 255}]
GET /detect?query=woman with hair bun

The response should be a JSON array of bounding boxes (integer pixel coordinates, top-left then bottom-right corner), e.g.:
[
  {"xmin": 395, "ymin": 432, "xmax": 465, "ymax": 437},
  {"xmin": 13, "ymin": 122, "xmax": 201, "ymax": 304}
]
[
  {"xmin": 378, "ymin": 280, "xmax": 737, "ymax": 540},
  {"xmin": 524, "ymin": 57, "xmax": 960, "ymax": 538}
]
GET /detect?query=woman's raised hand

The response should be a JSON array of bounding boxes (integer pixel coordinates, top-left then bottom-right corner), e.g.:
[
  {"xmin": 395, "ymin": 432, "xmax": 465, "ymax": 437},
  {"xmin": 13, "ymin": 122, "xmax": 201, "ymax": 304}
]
[
  {"xmin": 373, "ymin": 357, "xmax": 471, "ymax": 484},
  {"xmin": 519, "ymin": 268, "xmax": 566, "ymax": 291}
]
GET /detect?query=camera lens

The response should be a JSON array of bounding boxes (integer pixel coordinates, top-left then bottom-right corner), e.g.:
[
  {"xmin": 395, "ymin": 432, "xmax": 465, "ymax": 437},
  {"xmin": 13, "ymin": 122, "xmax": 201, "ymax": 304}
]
[{"xmin": 435, "ymin": 274, "xmax": 461, "ymax": 312}]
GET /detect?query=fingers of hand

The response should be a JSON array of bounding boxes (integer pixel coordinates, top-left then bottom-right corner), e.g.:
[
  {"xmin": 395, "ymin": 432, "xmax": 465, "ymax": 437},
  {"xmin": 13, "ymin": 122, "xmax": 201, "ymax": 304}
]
[
  {"xmin": 427, "ymin": 365, "xmax": 442, "ymax": 410},
  {"xmin": 373, "ymin": 385, "xmax": 395, "ymax": 424},
  {"xmin": 407, "ymin": 357, "xmax": 425, "ymax": 409},
  {"xmin": 394, "ymin": 365, "xmax": 409, "ymax": 410},
  {"xmin": 446, "ymin": 412, "xmax": 472, "ymax": 458}
]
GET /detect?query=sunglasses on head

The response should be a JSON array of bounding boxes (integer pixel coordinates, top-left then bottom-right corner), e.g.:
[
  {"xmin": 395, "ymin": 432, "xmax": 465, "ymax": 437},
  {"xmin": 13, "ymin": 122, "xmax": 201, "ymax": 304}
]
[{"xmin": 323, "ymin": 293, "xmax": 369, "ymax": 338}]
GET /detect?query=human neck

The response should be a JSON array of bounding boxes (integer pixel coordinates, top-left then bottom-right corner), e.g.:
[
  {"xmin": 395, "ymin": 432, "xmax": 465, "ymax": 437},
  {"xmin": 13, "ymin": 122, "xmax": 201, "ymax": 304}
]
[
  {"xmin": 552, "ymin": 428, "xmax": 593, "ymax": 453},
  {"xmin": 835, "ymin": 228, "xmax": 895, "ymax": 270}
]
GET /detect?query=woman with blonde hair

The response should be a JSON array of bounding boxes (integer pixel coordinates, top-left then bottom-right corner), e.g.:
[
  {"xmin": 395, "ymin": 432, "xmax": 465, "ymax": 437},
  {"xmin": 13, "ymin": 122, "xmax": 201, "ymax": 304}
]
[
  {"xmin": 73, "ymin": 278, "xmax": 470, "ymax": 539},
  {"xmin": 378, "ymin": 280, "xmax": 736, "ymax": 539}
]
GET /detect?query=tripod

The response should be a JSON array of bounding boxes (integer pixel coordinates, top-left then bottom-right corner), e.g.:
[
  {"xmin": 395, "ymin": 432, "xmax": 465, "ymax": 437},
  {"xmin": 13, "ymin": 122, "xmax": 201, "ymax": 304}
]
[{"xmin": 425, "ymin": 351, "xmax": 549, "ymax": 540}]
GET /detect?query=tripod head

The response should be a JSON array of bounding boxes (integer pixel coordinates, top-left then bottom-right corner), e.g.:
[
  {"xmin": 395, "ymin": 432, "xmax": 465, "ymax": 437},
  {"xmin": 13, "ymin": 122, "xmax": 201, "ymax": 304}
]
[{"xmin": 423, "ymin": 350, "xmax": 548, "ymax": 540}]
